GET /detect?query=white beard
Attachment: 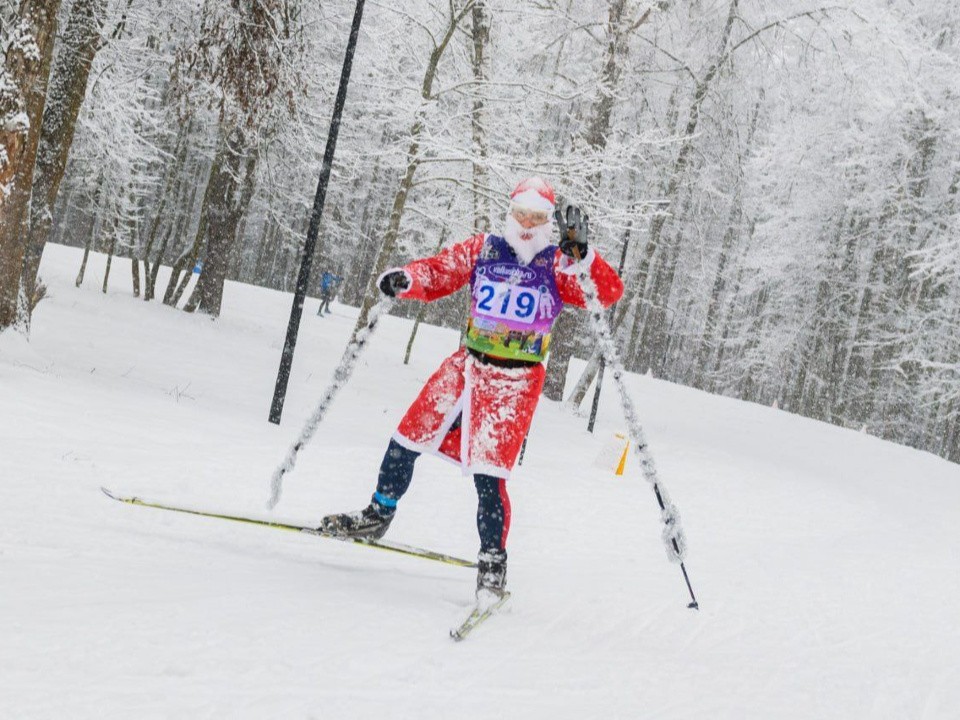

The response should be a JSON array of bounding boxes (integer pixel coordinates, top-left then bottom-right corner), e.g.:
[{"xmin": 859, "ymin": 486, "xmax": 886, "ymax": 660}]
[{"xmin": 503, "ymin": 214, "xmax": 553, "ymax": 265}]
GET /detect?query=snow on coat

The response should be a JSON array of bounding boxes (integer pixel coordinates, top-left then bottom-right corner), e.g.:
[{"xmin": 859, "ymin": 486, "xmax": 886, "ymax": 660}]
[{"xmin": 387, "ymin": 233, "xmax": 624, "ymax": 479}]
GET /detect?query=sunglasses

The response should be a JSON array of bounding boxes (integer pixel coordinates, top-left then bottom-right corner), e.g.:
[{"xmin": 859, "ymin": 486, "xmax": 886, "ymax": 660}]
[{"xmin": 510, "ymin": 206, "xmax": 550, "ymax": 225}]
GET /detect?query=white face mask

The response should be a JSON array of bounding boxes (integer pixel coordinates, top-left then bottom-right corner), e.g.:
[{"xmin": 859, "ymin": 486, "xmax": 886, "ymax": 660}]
[{"xmin": 503, "ymin": 213, "xmax": 553, "ymax": 265}]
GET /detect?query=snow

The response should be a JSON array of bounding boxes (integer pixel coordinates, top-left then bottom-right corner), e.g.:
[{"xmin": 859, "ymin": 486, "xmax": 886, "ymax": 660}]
[{"xmin": 2, "ymin": 243, "xmax": 960, "ymax": 719}]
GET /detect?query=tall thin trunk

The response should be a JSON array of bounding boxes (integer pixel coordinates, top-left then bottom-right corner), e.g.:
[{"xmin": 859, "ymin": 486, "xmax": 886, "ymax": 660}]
[
  {"xmin": 102, "ymin": 220, "xmax": 117, "ymax": 293},
  {"xmin": 130, "ymin": 257, "xmax": 141, "ymax": 297},
  {"xmin": 543, "ymin": 0, "xmax": 642, "ymax": 401},
  {"xmin": 350, "ymin": 2, "xmax": 475, "ymax": 340},
  {"xmin": 167, "ymin": 254, "xmax": 196, "ymax": 307},
  {"xmin": 252, "ymin": 212, "xmax": 280, "ymax": 286},
  {"xmin": 142, "ymin": 120, "xmax": 193, "ymax": 300},
  {"xmin": 163, "ymin": 153, "xmax": 221, "ymax": 307},
  {"xmin": 150, "ymin": 155, "xmax": 204, "ymax": 299},
  {"xmin": 470, "ymin": 1, "xmax": 490, "ymax": 232},
  {"xmin": 74, "ymin": 172, "xmax": 104, "ymax": 287}
]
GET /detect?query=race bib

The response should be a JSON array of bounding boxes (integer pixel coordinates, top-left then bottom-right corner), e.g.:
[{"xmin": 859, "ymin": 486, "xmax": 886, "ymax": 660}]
[
  {"xmin": 473, "ymin": 280, "xmax": 540, "ymax": 324},
  {"xmin": 464, "ymin": 237, "xmax": 564, "ymax": 363}
]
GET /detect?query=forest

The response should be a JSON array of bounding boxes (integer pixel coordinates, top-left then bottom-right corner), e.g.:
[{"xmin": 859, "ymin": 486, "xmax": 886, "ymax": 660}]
[{"xmin": 2, "ymin": 0, "xmax": 959, "ymax": 463}]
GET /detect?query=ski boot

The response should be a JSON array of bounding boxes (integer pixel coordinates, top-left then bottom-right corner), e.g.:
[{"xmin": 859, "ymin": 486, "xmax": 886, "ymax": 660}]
[
  {"xmin": 476, "ymin": 549, "xmax": 508, "ymax": 603},
  {"xmin": 319, "ymin": 503, "xmax": 393, "ymax": 540}
]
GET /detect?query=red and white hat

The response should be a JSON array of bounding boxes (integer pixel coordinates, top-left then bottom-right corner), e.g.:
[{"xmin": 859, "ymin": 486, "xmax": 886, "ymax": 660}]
[{"xmin": 509, "ymin": 177, "xmax": 556, "ymax": 212}]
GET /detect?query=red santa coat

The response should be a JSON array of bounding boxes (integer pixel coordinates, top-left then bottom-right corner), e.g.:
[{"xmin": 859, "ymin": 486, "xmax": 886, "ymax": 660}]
[{"xmin": 389, "ymin": 233, "xmax": 624, "ymax": 479}]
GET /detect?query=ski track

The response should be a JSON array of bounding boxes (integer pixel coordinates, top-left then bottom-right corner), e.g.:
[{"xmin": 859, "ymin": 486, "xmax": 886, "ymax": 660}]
[{"xmin": 2, "ymin": 244, "xmax": 959, "ymax": 719}]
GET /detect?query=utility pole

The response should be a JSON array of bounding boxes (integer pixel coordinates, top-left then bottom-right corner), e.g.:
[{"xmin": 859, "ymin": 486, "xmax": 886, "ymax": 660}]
[{"xmin": 269, "ymin": 0, "xmax": 366, "ymax": 424}]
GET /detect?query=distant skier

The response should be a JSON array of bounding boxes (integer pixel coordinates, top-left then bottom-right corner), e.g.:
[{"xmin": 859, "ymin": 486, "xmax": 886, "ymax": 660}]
[
  {"xmin": 317, "ymin": 271, "xmax": 343, "ymax": 315},
  {"xmin": 320, "ymin": 178, "xmax": 623, "ymax": 599}
]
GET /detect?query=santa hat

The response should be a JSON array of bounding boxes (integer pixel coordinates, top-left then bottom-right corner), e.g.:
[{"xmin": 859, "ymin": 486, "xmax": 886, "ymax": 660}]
[{"xmin": 509, "ymin": 177, "xmax": 556, "ymax": 212}]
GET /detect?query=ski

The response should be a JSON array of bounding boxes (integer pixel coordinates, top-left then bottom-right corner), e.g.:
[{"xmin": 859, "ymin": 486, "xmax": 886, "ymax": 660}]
[
  {"xmin": 101, "ymin": 487, "xmax": 476, "ymax": 568},
  {"xmin": 450, "ymin": 592, "xmax": 511, "ymax": 641}
]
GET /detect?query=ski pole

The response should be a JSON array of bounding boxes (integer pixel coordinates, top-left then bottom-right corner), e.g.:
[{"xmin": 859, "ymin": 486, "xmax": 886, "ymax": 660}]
[
  {"xmin": 570, "ymin": 244, "xmax": 699, "ymax": 610},
  {"xmin": 267, "ymin": 297, "xmax": 395, "ymax": 509},
  {"xmin": 586, "ymin": 225, "xmax": 630, "ymax": 434}
]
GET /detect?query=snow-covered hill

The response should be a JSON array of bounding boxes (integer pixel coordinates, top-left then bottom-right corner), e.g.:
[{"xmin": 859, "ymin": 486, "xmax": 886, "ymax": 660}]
[{"xmin": 2, "ymin": 243, "xmax": 958, "ymax": 719}]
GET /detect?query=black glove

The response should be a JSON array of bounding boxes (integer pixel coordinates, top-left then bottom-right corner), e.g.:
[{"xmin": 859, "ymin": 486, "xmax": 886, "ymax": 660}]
[
  {"xmin": 378, "ymin": 270, "xmax": 410, "ymax": 297},
  {"xmin": 554, "ymin": 203, "xmax": 589, "ymax": 259}
]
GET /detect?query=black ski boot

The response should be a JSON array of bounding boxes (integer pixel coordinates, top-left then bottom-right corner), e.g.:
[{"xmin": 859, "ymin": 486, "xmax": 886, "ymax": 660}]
[
  {"xmin": 476, "ymin": 549, "xmax": 507, "ymax": 600},
  {"xmin": 320, "ymin": 503, "xmax": 393, "ymax": 540}
]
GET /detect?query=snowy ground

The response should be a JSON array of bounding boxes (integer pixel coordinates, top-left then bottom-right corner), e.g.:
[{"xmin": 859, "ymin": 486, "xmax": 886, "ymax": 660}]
[{"xmin": 2, "ymin": 243, "xmax": 959, "ymax": 719}]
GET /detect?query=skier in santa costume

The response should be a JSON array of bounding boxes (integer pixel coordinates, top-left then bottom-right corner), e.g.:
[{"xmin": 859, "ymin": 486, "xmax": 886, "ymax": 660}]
[{"xmin": 321, "ymin": 177, "xmax": 624, "ymax": 598}]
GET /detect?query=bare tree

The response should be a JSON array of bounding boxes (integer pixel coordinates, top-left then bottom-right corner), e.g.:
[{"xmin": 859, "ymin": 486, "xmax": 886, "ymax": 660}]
[
  {"xmin": 349, "ymin": 0, "xmax": 476, "ymax": 341},
  {"xmin": 542, "ymin": 0, "xmax": 650, "ymax": 401}
]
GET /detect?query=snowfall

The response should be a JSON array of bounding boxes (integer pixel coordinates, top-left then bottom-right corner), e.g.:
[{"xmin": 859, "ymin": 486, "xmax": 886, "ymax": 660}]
[{"xmin": 2, "ymin": 243, "xmax": 959, "ymax": 720}]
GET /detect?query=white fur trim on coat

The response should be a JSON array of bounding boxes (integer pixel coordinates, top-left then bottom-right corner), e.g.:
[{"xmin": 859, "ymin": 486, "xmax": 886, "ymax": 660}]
[
  {"xmin": 510, "ymin": 188, "xmax": 555, "ymax": 212},
  {"xmin": 557, "ymin": 246, "xmax": 597, "ymax": 274}
]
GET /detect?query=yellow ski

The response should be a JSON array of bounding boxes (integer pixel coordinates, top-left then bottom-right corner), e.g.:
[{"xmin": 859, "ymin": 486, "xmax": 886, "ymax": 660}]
[{"xmin": 101, "ymin": 487, "xmax": 476, "ymax": 568}]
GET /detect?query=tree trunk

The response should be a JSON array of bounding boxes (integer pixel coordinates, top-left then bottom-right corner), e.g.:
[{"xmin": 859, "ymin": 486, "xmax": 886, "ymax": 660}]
[
  {"xmin": 636, "ymin": 189, "xmax": 695, "ymax": 375},
  {"xmin": 165, "ymin": 252, "xmax": 195, "ymax": 307},
  {"xmin": 130, "ymin": 258, "xmax": 141, "ymax": 296},
  {"xmin": 74, "ymin": 171, "xmax": 104, "ymax": 287},
  {"xmin": 184, "ymin": 121, "xmax": 255, "ymax": 317},
  {"xmin": 149, "ymin": 154, "xmax": 203, "ymax": 300},
  {"xmin": 102, "ymin": 224, "xmax": 117, "ymax": 293},
  {"xmin": 143, "ymin": 121, "xmax": 193, "ymax": 300},
  {"xmin": 0, "ymin": 0, "xmax": 62, "ymax": 330},
  {"xmin": 163, "ymin": 153, "xmax": 221, "ymax": 307},
  {"xmin": 20, "ymin": 0, "xmax": 106, "ymax": 302},
  {"xmin": 76, "ymin": 241, "xmax": 92, "ymax": 287},
  {"xmin": 469, "ymin": 1, "xmax": 490, "ymax": 232},
  {"xmin": 252, "ymin": 213, "xmax": 280, "ymax": 286}
]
